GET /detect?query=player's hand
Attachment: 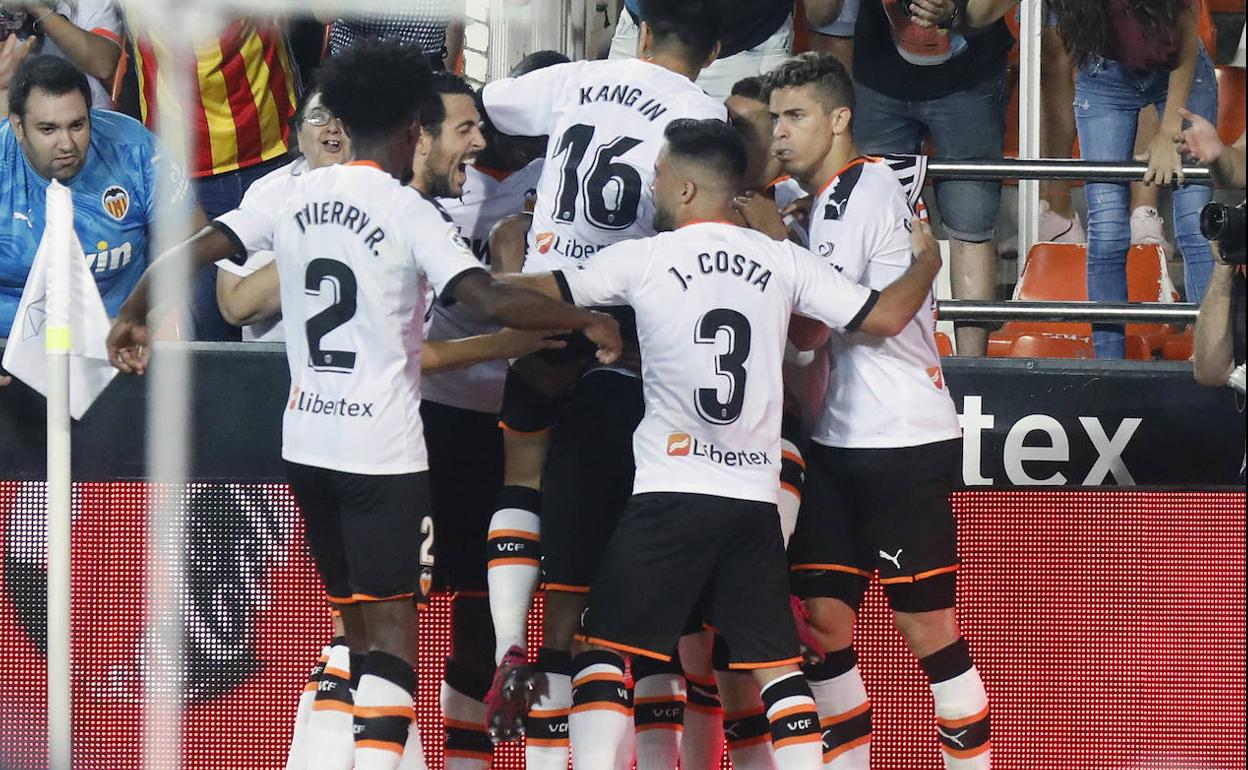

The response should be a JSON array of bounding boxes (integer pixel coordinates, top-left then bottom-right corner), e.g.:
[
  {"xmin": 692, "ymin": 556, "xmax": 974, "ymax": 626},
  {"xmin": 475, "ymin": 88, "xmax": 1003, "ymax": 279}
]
[
  {"xmin": 492, "ymin": 328, "xmax": 569, "ymax": 359},
  {"xmin": 779, "ymin": 195, "xmax": 814, "ymax": 230},
  {"xmin": 910, "ymin": 217, "xmax": 941, "ymax": 273},
  {"xmin": 908, "ymin": 0, "xmax": 956, "ymax": 28},
  {"xmin": 0, "ymin": 374, "xmax": 11, "ymax": 388},
  {"xmin": 1138, "ymin": 130, "xmax": 1185, "ymax": 187},
  {"xmin": 107, "ymin": 315, "xmax": 151, "ymax": 375},
  {"xmin": 732, "ymin": 191, "xmax": 789, "ymax": 241},
  {"xmin": 582, "ymin": 310, "xmax": 622, "ymax": 365},
  {"xmin": 1175, "ymin": 108, "xmax": 1224, "ymax": 166}
]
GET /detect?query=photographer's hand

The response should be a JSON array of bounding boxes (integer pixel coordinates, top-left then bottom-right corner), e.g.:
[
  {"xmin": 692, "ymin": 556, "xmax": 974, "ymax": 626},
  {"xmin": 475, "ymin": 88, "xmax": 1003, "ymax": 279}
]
[{"xmin": 1175, "ymin": 108, "xmax": 1224, "ymax": 165}]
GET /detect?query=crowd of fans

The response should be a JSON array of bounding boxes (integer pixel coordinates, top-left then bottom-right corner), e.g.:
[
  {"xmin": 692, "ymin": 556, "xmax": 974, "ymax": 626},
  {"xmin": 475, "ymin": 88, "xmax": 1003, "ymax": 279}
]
[{"xmin": 0, "ymin": 0, "xmax": 1243, "ymax": 358}]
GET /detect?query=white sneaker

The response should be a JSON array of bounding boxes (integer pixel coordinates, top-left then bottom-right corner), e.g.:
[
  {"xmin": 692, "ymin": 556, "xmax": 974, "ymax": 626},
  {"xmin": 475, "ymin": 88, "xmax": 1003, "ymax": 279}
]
[
  {"xmin": 1038, "ymin": 200, "xmax": 1086, "ymax": 243},
  {"xmin": 1130, "ymin": 206, "xmax": 1174, "ymax": 259}
]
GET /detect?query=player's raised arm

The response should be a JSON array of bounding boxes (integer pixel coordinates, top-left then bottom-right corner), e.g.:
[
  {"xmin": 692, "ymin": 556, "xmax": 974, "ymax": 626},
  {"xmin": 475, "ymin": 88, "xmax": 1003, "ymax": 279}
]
[
  {"xmin": 107, "ymin": 222, "xmax": 242, "ymax": 373},
  {"xmin": 480, "ymin": 59, "xmax": 583, "ymax": 137},
  {"xmin": 794, "ymin": 218, "xmax": 942, "ymax": 338}
]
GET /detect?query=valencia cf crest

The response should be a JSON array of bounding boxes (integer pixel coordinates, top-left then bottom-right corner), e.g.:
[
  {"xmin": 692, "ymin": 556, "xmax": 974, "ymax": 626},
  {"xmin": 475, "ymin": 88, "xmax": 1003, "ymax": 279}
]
[{"xmin": 101, "ymin": 185, "xmax": 130, "ymax": 221}]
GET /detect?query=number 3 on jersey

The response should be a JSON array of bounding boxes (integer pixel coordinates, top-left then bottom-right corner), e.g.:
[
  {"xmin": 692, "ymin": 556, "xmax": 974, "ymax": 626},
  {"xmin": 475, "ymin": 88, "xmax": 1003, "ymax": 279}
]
[
  {"xmin": 552, "ymin": 123, "xmax": 643, "ymax": 231},
  {"xmin": 305, "ymin": 258, "xmax": 358, "ymax": 373},
  {"xmin": 694, "ymin": 308, "xmax": 752, "ymax": 425}
]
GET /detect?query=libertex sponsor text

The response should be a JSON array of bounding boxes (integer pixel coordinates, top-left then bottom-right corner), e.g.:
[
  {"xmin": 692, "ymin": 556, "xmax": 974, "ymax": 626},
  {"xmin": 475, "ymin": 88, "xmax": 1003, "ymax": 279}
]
[
  {"xmin": 666, "ymin": 433, "xmax": 772, "ymax": 467},
  {"xmin": 287, "ymin": 387, "xmax": 375, "ymax": 418}
]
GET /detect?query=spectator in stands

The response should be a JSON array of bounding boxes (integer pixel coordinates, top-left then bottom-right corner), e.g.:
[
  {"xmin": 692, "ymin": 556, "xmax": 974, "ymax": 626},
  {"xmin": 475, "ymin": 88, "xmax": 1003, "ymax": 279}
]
[
  {"xmin": 962, "ymin": 0, "xmax": 1219, "ymax": 358},
  {"xmin": 1053, "ymin": 0, "xmax": 1218, "ymax": 359},
  {"xmin": 213, "ymin": 89, "xmax": 349, "ymax": 341},
  {"xmin": 0, "ymin": 55, "xmax": 196, "ymax": 339},
  {"xmin": 324, "ymin": 0, "xmax": 464, "ymax": 70},
  {"xmin": 804, "ymin": 0, "xmax": 857, "ymax": 72},
  {"xmin": 607, "ymin": 0, "xmax": 793, "ymax": 100},
  {"xmin": 0, "ymin": 1, "xmax": 122, "ymax": 109},
  {"xmin": 847, "ymin": 0, "xmax": 1014, "ymax": 356},
  {"xmin": 124, "ymin": 12, "xmax": 298, "ymax": 341}
]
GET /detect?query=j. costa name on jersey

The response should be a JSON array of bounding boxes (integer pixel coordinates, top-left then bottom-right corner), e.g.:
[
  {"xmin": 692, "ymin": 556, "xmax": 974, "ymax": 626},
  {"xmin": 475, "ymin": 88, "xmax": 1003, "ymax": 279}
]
[{"xmin": 666, "ymin": 249, "xmax": 774, "ymax": 293}]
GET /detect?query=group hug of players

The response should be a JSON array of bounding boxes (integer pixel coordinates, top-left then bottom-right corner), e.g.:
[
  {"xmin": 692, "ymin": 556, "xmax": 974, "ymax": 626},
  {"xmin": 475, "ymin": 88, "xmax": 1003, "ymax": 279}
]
[{"xmin": 106, "ymin": 2, "xmax": 992, "ymax": 769}]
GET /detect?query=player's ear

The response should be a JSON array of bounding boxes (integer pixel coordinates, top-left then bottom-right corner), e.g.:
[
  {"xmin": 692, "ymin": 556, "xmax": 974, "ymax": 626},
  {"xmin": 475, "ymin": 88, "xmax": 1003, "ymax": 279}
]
[
  {"xmin": 832, "ymin": 106, "xmax": 853, "ymax": 137},
  {"xmin": 680, "ymin": 179, "xmax": 696, "ymax": 205},
  {"xmin": 700, "ymin": 41, "xmax": 721, "ymax": 70},
  {"xmin": 415, "ymin": 121, "xmax": 434, "ymax": 156}
]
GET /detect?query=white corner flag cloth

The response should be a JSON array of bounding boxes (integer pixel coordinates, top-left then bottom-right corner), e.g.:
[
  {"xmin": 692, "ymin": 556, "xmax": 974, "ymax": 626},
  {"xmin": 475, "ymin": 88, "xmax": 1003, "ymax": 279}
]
[{"xmin": 2, "ymin": 181, "xmax": 117, "ymax": 419}]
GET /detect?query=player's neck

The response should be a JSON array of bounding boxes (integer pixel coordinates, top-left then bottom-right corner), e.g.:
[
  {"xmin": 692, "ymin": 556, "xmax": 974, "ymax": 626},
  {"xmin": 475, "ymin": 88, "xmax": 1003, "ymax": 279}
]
[
  {"xmin": 640, "ymin": 52, "xmax": 701, "ymax": 83},
  {"xmin": 676, "ymin": 203, "xmax": 736, "ymax": 229},
  {"xmin": 350, "ymin": 140, "xmax": 410, "ymax": 182},
  {"xmin": 806, "ymin": 138, "xmax": 858, "ymax": 194}
]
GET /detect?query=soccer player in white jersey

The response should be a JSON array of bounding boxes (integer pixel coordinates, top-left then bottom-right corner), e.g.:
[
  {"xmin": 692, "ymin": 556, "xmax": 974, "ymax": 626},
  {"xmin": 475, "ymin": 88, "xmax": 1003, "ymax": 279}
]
[
  {"xmin": 414, "ymin": 63, "xmax": 562, "ymax": 770},
  {"xmin": 748, "ymin": 53, "xmax": 991, "ymax": 769},
  {"xmin": 664, "ymin": 74, "xmax": 833, "ymax": 770},
  {"xmin": 208, "ymin": 42, "xmax": 621, "ymax": 770},
  {"xmin": 510, "ymin": 118, "xmax": 942, "ymax": 770},
  {"xmin": 475, "ymin": 0, "xmax": 729, "ymax": 752}
]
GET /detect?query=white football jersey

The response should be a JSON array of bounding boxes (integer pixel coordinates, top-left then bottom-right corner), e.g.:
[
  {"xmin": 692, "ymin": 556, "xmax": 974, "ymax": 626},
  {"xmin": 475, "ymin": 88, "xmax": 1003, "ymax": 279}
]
[
  {"xmin": 807, "ymin": 157, "xmax": 961, "ymax": 449},
  {"xmin": 423, "ymin": 160, "xmax": 543, "ymax": 414},
  {"xmin": 214, "ymin": 158, "xmax": 310, "ymax": 341},
  {"xmin": 482, "ymin": 58, "xmax": 727, "ymax": 273},
  {"xmin": 220, "ymin": 161, "xmax": 484, "ymax": 474},
  {"xmin": 561, "ymin": 221, "xmax": 876, "ymax": 504}
]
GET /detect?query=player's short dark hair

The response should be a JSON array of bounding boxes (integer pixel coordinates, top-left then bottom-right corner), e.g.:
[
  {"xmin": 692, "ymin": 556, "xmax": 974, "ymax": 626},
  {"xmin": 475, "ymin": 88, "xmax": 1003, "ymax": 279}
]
[
  {"xmin": 422, "ymin": 70, "xmax": 475, "ymax": 132},
  {"xmin": 317, "ymin": 40, "xmax": 433, "ymax": 143},
  {"xmin": 7, "ymin": 55, "xmax": 92, "ymax": 118},
  {"xmin": 764, "ymin": 52, "xmax": 855, "ymax": 113},
  {"xmin": 664, "ymin": 118, "xmax": 746, "ymax": 189},
  {"xmin": 730, "ymin": 76, "xmax": 768, "ymax": 103},
  {"xmin": 638, "ymin": 0, "xmax": 720, "ymax": 65},
  {"xmin": 509, "ymin": 50, "xmax": 571, "ymax": 77}
]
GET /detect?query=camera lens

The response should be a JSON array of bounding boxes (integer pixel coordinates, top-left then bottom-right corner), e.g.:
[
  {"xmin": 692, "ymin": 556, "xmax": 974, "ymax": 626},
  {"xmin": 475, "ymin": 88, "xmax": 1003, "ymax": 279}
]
[{"xmin": 1200, "ymin": 202, "xmax": 1229, "ymax": 241}]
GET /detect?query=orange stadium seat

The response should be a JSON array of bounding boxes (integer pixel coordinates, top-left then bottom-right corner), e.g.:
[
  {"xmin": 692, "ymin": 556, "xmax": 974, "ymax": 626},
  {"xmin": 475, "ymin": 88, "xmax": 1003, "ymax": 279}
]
[
  {"xmin": 935, "ymin": 331, "xmax": 954, "ymax": 356},
  {"xmin": 1162, "ymin": 327, "xmax": 1195, "ymax": 361},
  {"xmin": 1007, "ymin": 332, "xmax": 1151, "ymax": 360},
  {"xmin": 988, "ymin": 242, "xmax": 1177, "ymax": 359},
  {"xmin": 1216, "ymin": 67, "xmax": 1246, "ymax": 145}
]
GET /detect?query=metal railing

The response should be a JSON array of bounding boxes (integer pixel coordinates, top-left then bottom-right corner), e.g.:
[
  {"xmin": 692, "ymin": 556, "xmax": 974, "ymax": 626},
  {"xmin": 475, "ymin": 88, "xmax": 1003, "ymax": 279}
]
[
  {"xmin": 937, "ymin": 300, "xmax": 1200, "ymax": 325},
  {"xmin": 927, "ymin": 158, "xmax": 1214, "ymax": 184}
]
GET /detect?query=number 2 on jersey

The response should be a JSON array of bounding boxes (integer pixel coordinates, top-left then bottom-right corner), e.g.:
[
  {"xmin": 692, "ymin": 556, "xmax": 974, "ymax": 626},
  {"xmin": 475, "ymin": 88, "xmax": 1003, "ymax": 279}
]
[
  {"xmin": 694, "ymin": 308, "xmax": 752, "ymax": 425},
  {"xmin": 552, "ymin": 123, "xmax": 643, "ymax": 231},
  {"xmin": 305, "ymin": 258, "xmax": 358, "ymax": 373}
]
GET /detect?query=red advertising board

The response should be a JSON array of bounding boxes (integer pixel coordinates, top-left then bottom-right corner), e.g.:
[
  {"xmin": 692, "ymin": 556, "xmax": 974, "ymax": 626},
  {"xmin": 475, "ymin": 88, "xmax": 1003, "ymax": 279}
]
[{"xmin": 0, "ymin": 483, "xmax": 1243, "ymax": 769}]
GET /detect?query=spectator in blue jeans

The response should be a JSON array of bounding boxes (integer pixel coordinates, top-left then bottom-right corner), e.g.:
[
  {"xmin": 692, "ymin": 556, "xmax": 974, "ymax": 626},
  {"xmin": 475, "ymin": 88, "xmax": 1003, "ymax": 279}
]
[
  {"xmin": 1051, "ymin": 0, "xmax": 1218, "ymax": 359},
  {"xmin": 847, "ymin": 0, "xmax": 1014, "ymax": 356}
]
